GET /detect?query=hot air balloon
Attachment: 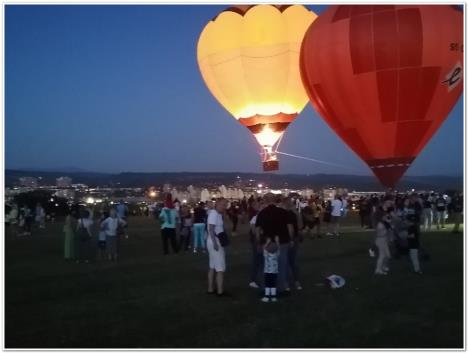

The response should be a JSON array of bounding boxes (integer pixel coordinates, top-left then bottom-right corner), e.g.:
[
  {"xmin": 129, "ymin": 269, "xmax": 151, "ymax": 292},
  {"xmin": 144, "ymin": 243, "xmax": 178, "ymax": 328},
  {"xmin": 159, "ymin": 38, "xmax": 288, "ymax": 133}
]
[
  {"xmin": 197, "ymin": 5, "xmax": 317, "ymax": 171},
  {"xmin": 300, "ymin": 5, "xmax": 463, "ymax": 187}
]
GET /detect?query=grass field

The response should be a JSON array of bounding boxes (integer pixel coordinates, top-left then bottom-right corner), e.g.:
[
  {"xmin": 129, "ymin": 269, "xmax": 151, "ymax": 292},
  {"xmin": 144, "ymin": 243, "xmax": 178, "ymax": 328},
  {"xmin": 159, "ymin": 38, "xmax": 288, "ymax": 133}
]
[{"xmin": 4, "ymin": 214, "xmax": 464, "ymax": 348}]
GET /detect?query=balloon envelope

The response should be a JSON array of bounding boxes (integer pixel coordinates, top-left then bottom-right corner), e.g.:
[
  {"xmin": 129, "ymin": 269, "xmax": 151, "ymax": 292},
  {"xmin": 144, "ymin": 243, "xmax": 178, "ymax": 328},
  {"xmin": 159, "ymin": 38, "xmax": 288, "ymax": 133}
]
[
  {"xmin": 198, "ymin": 5, "xmax": 317, "ymax": 170},
  {"xmin": 300, "ymin": 5, "xmax": 463, "ymax": 187}
]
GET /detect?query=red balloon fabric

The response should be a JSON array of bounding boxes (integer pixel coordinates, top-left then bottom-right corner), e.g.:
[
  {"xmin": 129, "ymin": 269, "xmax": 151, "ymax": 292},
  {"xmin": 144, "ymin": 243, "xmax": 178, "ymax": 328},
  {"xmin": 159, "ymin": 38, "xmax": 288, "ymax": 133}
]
[{"xmin": 300, "ymin": 5, "xmax": 463, "ymax": 187}]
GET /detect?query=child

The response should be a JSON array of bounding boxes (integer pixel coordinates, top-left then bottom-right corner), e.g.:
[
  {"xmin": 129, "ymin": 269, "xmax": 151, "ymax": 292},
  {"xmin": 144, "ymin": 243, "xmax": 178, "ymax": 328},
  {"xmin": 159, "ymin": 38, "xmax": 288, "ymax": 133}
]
[{"xmin": 262, "ymin": 240, "xmax": 280, "ymax": 303}]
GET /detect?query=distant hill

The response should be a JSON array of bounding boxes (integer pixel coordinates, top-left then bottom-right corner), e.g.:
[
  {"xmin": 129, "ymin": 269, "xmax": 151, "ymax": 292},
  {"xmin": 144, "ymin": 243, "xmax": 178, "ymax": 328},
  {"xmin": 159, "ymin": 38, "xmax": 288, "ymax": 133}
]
[{"xmin": 4, "ymin": 169, "xmax": 463, "ymax": 192}]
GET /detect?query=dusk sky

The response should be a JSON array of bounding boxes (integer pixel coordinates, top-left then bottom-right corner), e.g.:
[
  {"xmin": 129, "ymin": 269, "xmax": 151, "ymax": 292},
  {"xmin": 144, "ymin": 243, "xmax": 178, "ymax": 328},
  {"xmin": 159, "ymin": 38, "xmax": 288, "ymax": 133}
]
[{"xmin": 5, "ymin": 5, "xmax": 464, "ymax": 176}]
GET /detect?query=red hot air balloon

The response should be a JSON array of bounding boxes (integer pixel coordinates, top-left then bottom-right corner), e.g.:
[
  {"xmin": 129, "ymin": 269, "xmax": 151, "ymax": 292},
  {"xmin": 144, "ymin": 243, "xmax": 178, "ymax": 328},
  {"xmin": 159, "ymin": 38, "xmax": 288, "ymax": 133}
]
[{"xmin": 300, "ymin": 5, "xmax": 463, "ymax": 188}]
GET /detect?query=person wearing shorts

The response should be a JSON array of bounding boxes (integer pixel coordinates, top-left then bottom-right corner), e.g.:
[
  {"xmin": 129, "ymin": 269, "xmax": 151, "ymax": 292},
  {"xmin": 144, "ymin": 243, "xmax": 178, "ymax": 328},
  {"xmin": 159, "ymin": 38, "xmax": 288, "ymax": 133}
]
[{"xmin": 207, "ymin": 198, "xmax": 228, "ymax": 296}]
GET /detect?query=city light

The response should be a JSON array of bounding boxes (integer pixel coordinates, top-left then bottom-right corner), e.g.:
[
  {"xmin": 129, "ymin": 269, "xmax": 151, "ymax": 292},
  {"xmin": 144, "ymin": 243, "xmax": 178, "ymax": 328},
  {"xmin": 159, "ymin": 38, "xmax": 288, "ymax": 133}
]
[
  {"xmin": 86, "ymin": 197, "xmax": 95, "ymax": 204},
  {"xmin": 258, "ymin": 184, "xmax": 263, "ymax": 188},
  {"xmin": 149, "ymin": 191, "xmax": 156, "ymax": 198}
]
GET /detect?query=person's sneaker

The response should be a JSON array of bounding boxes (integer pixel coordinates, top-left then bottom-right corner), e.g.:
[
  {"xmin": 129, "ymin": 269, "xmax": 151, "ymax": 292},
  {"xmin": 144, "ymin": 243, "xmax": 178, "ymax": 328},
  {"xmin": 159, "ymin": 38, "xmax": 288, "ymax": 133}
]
[
  {"xmin": 249, "ymin": 282, "xmax": 260, "ymax": 289},
  {"xmin": 285, "ymin": 287, "xmax": 291, "ymax": 292},
  {"xmin": 383, "ymin": 266, "xmax": 390, "ymax": 272},
  {"xmin": 374, "ymin": 270, "xmax": 388, "ymax": 275},
  {"xmin": 261, "ymin": 297, "xmax": 270, "ymax": 303},
  {"xmin": 369, "ymin": 248, "xmax": 376, "ymax": 257},
  {"xmin": 217, "ymin": 291, "xmax": 231, "ymax": 297},
  {"xmin": 271, "ymin": 297, "xmax": 277, "ymax": 302},
  {"xmin": 326, "ymin": 232, "xmax": 333, "ymax": 236},
  {"xmin": 193, "ymin": 249, "xmax": 197, "ymax": 253},
  {"xmin": 295, "ymin": 282, "xmax": 303, "ymax": 290}
]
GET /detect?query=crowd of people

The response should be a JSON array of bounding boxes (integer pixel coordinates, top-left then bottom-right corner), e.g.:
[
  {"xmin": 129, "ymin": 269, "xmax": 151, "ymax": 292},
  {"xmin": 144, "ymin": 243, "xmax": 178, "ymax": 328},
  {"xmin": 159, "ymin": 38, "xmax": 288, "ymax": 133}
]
[
  {"xmin": 155, "ymin": 191, "xmax": 463, "ymax": 301},
  {"xmin": 5, "ymin": 202, "xmax": 48, "ymax": 236},
  {"xmin": 4, "ymin": 189, "xmax": 464, "ymax": 302}
]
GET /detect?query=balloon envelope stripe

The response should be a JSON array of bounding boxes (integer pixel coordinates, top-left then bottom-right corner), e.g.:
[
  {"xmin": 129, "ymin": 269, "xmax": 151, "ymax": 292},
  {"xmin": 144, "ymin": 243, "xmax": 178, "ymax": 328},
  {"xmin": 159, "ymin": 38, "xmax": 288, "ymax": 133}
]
[
  {"xmin": 350, "ymin": 14, "xmax": 375, "ymax": 74},
  {"xmin": 397, "ymin": 8, "xmax": 423, "ymax": 68}
]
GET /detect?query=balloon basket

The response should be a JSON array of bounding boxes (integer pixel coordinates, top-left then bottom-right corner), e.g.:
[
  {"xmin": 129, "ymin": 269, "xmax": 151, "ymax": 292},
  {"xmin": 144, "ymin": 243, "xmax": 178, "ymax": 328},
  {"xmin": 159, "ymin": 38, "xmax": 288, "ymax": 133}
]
[
  {"xmin": 262, "ymin": 147, "xmax": 279, "ymax": 171},
  {"xmin": 263, "ymin": 160, "xmax": 279, "ymax": 171}
]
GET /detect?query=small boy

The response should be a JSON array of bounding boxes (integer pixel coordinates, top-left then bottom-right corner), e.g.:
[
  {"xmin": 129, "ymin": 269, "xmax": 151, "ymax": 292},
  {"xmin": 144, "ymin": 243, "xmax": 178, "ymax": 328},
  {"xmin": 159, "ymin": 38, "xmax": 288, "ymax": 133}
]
[{"xmin": 262, "ymin": 240, "xmax": 280, "ymax": 303}]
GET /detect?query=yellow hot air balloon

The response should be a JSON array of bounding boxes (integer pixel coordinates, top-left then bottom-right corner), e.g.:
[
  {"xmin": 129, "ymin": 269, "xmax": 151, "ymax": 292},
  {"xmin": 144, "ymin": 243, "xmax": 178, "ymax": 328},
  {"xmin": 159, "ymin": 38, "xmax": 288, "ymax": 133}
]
[{"xmin": 197, "ymin": 4, "xmax": 317, "ymax": 171}]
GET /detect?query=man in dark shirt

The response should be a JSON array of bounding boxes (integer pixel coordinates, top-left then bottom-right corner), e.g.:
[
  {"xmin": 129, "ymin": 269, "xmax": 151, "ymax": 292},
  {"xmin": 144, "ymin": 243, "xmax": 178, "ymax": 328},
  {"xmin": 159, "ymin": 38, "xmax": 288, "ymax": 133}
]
[
  {"xmin": 193, "ymin": 202, "xmax": 207, "ymax": 253},
  {"xmin": 451, "ymin": 192, "xmax": 463, "ymax": 233},
  {"xmin": 256, "ymin": 193, "xmax": 293, "ymax": 293}
]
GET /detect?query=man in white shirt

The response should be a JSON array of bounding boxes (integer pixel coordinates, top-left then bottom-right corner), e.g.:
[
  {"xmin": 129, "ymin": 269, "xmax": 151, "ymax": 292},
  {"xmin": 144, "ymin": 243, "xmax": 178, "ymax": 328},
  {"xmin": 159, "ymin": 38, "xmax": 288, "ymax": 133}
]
[
  {"xmin": 101, "ymin": 209, "xmax": 127, "ymax": 261},
  {"xmin": 327, "ymin": 195, "xmax": 343, "ymax": 236},
  {"xmin": 207, "ymin": 198, "xmax": 228, "ymax": 296}
]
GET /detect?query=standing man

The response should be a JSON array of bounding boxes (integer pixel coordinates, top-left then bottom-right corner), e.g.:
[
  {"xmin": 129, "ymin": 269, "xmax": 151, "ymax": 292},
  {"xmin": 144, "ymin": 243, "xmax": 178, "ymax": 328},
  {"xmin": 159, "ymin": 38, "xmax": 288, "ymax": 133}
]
[
  {"xmin": 422, "ymin": 195, "xmax": 434, "ymax": 232},
  {"xmin": 116, "ymin": 200, "xmax": 129, "ymax": 238},
  {"xmin": 159, "ymin": 195, "xmax": 179, "ymax": 255},
  {"xmin": 207, "ymin": 198, "xmax": 228, "ymax": 296},
  {"xmin": 435, "ymin": 194, "xmax": 447, "ymax": 230},
  {"xmin": 327, "ymin": 195, "xmax": 343, "ymax": 236},
  {"xmin": 256, "ymin": 193, "xmax": 293, "ymax": 294},
  {"xmin": 451, "ymin": 192, "xmax": 463, "ymax": 233}
]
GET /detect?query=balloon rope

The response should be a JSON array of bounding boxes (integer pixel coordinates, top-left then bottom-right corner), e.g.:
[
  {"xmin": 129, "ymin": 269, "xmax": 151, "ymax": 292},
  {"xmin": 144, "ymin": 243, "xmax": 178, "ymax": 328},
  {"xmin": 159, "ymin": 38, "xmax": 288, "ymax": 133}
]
[
  {"xmin": 274, "ymin": 132, "xmax": 285, "ymax": 152},
  {"xmin": 276, "ymin": 150, "xmax": 360, "ymax": 171}
]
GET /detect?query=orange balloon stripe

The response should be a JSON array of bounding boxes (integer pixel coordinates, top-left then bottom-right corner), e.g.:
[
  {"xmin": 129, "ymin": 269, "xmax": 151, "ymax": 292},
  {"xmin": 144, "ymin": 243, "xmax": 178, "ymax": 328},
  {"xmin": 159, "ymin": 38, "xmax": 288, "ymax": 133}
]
[{"xmin": 238, "ymin": 113, "xmax": 297, "ymax": 128}]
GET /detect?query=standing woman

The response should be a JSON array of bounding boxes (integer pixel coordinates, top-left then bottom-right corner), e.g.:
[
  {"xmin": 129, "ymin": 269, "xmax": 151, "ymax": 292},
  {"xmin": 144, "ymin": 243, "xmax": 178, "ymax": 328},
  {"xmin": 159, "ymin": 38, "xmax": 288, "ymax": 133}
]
[
  {"xmin": 76, "ymin": 210, "xmax": 94, "ymax": 263},
  {"xmin": 179, "ymin": 205, "xmax": 193, "ymax": 251},
  {"xmin": 63, "ymin": 210, "xmax": 76, "ymax": 261},
  {"xmin": 374, "ymin": 213, "xmax": 393, "ymax": 275},
  {"xmin": 159, "ymin": 195, "xmax": 179, "ymax": 255},
  {"xmin": 35, "ymin": 203, "xmax": 46, "ymax": 229}
]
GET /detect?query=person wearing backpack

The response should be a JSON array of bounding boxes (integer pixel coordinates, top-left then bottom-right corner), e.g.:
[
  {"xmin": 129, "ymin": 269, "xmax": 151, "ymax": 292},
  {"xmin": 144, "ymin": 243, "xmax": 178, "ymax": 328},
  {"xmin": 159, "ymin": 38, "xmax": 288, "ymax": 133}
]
[{"xmin": 76, "ymin": 210, "xmax": 94, "ymax": 263}]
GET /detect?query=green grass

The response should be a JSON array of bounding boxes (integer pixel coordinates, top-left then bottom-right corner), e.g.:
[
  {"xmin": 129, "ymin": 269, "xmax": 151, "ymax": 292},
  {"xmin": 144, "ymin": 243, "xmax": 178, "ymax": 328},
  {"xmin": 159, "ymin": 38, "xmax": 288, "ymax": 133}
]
[{"xmin": 5, "ymin": 215, "xmax": 464, "ymax": 348}]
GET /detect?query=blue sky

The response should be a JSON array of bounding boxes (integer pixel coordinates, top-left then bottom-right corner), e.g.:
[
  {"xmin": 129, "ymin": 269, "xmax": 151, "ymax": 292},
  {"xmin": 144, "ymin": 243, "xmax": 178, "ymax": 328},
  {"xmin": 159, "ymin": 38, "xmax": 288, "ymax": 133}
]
[{"xmin": 5, "ymin": 5, "xmax": 464, "ymax": 176}]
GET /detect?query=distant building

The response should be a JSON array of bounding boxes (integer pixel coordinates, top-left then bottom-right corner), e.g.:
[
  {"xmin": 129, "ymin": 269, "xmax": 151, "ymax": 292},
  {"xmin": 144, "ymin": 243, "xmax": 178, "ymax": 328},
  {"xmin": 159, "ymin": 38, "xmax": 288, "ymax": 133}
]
[
  {"xmin": 56, "ymin": 176, "xmax": 72, "ymax": 188},
  {"xmin": 19, "ymin": 177, "xmax": 38, "ymax": 188},
  {"xmin": 71, "ymin": 183, "xmax": 88, "ymax": 189},
  {"xmin": 54, "ymin": 189, "xmax": 75, "ymax": 200}
]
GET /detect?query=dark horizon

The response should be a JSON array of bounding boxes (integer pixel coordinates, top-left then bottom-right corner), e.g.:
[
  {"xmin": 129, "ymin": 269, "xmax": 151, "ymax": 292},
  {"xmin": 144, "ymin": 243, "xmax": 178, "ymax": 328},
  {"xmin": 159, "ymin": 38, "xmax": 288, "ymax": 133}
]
[{"xmin": 5, "ymin": 167, "xmax": 464, "ymax": 178}]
